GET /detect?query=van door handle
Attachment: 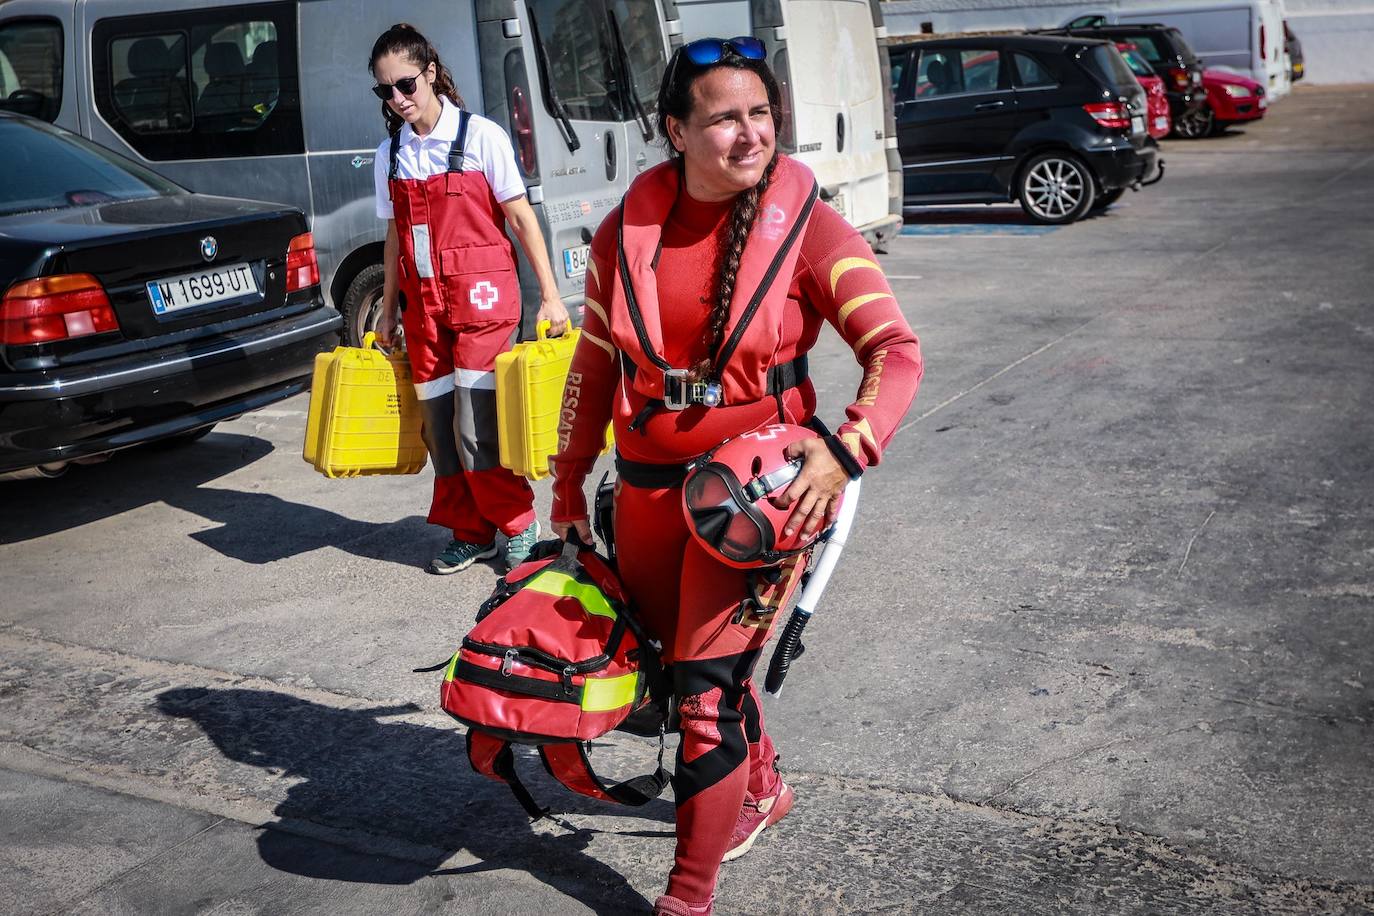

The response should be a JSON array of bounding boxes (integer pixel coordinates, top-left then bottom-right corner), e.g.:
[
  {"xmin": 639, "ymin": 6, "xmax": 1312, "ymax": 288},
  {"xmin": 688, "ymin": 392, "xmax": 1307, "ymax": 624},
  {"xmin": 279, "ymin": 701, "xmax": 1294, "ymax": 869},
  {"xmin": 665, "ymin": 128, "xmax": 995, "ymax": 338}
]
[
  {"xmin": 974, "ymin": 100, "xmax": 1006, "ymax": 111},
  {"xmin": 605, "ymin": 131, "xmax": 618, "ymax": 181}
]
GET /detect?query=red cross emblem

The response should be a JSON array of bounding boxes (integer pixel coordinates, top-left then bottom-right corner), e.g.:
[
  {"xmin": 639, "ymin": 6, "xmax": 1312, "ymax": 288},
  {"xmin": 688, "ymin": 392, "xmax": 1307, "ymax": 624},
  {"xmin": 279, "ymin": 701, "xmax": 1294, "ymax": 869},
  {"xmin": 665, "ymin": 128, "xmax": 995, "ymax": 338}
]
[{"xmin": 469, "ymin": 280, "xmax": 499, "ymax": 311}]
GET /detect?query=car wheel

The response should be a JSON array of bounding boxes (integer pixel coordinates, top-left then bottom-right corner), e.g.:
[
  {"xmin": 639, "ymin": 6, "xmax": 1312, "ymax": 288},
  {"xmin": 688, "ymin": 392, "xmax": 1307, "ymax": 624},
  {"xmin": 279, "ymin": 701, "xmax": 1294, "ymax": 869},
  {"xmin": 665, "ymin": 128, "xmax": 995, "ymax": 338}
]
[
  {"xmin": 1174, "ymin": 106, "xmax": 1215, "ymax": 139},
  {"xmin": 1017, "ymin": 153, "xmax": 1096, "ymax": 225},
  {"xmin": 1091, "ymin": 187, "xmax": 1127, "ymax": 212},
  {"xmin": 340, "ymin": 262, "xmax": 385, "ymax": 347}
]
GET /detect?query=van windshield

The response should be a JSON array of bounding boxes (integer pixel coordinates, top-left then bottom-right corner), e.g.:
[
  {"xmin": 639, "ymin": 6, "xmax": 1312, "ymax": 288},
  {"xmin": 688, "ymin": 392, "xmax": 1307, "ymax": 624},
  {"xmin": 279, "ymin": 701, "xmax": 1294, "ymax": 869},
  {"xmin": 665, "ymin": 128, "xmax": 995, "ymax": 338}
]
[{"xmin": 529, "ymin": 0, "xmax": 666, "ymax": 123}]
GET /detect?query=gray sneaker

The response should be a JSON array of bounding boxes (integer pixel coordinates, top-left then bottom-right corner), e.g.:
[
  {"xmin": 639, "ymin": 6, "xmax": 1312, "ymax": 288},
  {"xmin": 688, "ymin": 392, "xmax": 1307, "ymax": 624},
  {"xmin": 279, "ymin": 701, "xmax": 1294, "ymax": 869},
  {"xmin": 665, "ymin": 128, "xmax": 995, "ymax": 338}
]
[
  {"xmin": 504, "ymin": 520, "xmax": 541, "ymax": 570},
  {"xmin": 429, "ymin": 539, "xmax": 498, "ymax": 575}
]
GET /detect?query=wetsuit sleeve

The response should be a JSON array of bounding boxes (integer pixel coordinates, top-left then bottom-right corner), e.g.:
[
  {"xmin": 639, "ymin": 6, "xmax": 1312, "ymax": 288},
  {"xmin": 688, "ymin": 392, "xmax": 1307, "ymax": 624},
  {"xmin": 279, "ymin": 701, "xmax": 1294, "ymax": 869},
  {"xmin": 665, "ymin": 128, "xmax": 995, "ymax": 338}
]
[
  {"xmin": 549, "ymin": 230, "xmax": 620, "ymax": 523},
  {"xmin": 797, "ymin": 207, "xmax": 923, "ymax": 472}
]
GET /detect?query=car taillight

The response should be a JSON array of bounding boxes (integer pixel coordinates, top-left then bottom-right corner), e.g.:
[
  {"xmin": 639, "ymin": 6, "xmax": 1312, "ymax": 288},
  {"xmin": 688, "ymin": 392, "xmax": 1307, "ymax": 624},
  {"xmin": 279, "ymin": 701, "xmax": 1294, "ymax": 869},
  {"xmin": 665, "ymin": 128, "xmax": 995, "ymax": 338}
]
[
  {"xmin": 1083, "ymin": 101, "xmax": 1131, "ymax": 129},
  {"xmin": 285, "ymin": 232, "xmax": 319, "ymax": 292},
  {"xmin": 773, "ymin": 47, "xmax": 796, "ymax": 153},
  {"xmin": 510, "ymin": 84, "xmax": 537, "ymax": 175},
  {"xmin": 1168, "ymin": 66, "xmax": 1191, "ymax": 90},
  {"xmin": 0, "ymin": 274, "xmax": 119, "ymax": 345}
]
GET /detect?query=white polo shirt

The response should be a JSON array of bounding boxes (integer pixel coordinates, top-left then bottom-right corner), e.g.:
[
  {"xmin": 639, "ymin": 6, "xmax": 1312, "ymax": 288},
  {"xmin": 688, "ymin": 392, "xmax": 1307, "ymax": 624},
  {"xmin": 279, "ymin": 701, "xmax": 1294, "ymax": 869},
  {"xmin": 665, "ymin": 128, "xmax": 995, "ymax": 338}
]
[{"xmin": 373, "ymin": 97, "xmax": 527, "ymax": 220}]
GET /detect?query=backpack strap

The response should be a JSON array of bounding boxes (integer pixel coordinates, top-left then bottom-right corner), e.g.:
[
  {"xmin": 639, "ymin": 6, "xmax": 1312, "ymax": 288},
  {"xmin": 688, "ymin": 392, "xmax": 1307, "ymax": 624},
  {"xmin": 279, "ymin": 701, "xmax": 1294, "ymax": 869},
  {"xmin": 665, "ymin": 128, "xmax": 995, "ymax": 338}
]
[
  {"xmin": 447, "ymin": 108, "xmax": 472, "ymax": 173},
  {"xmin": 466, "ymin": 730, "xmax": 548, "ymax": 821},
  {"xmin": 539, "ymin": 738, "xmax": 671, "ymax": 806}
]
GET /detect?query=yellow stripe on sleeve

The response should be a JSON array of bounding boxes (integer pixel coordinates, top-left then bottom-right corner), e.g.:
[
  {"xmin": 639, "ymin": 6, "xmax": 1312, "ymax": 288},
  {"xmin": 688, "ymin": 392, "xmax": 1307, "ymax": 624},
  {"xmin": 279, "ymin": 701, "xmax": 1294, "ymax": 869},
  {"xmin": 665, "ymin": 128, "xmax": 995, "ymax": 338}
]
[
  {"xmin": 583, "ymin": 296, "xmax": 608, "ymax": 328},
  {"xmin": 580, "ymin": 328, "xmax": 616, "ymax": 359},
  {"xmin": 852, "ymin": 320, "xmax": 894, "ymax": 356},
  {"xmin": 837, "ymin": 292, "xmax": 890, "ymax": 328},
  {"xmin": 587, "ymin": 259, "xmax": 600, "ymax": 289},
  {"xmin": 829, "ymin": 257, "xmax": 882, "ymax": 295}
]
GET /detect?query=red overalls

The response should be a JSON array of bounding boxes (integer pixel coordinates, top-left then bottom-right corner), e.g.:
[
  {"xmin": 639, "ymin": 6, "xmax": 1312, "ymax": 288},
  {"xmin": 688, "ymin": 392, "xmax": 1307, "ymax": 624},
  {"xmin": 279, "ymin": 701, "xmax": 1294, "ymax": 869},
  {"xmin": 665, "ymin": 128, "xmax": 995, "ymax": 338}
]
[{"xmin": 387, "ymin": 110, "xmax": 535, "ymax": 543}]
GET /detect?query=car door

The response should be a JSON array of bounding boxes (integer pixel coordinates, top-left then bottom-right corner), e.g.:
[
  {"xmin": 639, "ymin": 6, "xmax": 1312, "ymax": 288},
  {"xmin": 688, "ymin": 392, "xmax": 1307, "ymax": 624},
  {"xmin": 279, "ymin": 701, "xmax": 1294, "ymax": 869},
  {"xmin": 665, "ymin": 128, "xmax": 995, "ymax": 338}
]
[{"xmin": 897, "ymin": 44, "xmax": 1019, "ymax": 197}]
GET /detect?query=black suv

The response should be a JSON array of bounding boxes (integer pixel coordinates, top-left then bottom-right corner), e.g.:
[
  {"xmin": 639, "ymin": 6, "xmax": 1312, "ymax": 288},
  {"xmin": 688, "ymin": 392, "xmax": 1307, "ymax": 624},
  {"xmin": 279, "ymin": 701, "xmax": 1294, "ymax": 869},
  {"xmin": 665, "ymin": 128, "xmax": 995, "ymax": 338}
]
[
  {"xmin": 890, "ymin": 35, "xmax": 1162, "ymax": 224},
  {"xmin": 1039, "ymin": 21, "xmax": 1207, "ymax": 131}
]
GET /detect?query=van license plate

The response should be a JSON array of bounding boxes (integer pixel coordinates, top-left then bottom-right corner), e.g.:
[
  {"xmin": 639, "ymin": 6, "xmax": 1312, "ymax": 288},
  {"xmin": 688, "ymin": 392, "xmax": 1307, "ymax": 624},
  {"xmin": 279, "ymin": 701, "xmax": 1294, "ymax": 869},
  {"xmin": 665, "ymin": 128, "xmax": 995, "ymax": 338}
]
[
  {"xmin": 146, "ymin": 263, "xmax": 257, "ymax": 315},
  {"xmin": 563, "ymin": 245, "xmax": 590, "ymax": 279},
  {"xmin": 1131, "ymin": 115, "xmax": 1146, "ymax": 135}
]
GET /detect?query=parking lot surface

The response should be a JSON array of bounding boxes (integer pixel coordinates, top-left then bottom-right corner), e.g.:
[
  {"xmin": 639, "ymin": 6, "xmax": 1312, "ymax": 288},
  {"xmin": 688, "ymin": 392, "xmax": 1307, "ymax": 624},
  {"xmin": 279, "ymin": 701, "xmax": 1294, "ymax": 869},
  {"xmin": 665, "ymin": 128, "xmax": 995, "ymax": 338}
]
[{"xmin": 2, "ymin": 85, "xmax": 1372, "ymax": 915}]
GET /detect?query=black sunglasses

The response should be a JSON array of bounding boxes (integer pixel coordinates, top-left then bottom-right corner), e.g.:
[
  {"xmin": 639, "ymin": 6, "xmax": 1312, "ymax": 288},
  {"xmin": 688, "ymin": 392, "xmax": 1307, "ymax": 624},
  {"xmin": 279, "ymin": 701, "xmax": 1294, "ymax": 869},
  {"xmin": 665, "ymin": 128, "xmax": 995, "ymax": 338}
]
[
  {"xmin": 665, "ymin": 35, "xmax": 767, "ymax": 88},
  {"xmin": 371, "ymin": 74, "xmax": 423, "ymax": 101}
]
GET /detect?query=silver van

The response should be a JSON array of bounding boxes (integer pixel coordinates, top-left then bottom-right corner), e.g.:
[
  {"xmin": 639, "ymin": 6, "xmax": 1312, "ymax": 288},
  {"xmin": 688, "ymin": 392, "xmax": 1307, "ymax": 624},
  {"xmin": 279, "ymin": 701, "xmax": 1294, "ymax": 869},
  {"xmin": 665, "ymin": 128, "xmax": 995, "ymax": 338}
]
[
  {"xmin": 0, "ymin": 0, "xmax": 681, "ymax": 344},
  {"xmin": 675, "ymin": 0, "xmax": 903, "ymax": 250}
]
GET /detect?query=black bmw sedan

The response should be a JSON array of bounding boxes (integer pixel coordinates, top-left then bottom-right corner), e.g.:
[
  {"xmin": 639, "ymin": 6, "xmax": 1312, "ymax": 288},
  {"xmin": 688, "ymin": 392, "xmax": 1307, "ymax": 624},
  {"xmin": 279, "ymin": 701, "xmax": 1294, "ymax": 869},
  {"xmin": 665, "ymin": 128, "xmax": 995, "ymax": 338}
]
[{"xmin": 0, "ymin": 112, "xmax": 341, "ymax": 479}]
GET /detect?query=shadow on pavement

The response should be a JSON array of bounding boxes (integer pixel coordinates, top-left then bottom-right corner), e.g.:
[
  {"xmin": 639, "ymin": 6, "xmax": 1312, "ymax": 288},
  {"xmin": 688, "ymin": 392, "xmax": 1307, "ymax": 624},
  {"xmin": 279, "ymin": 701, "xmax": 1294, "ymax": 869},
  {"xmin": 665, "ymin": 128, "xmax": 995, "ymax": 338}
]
[
  {"xmin": 0, "ymin": 432, "xmax": 275, "ymax": 545},
  {"xmin": 2, "ymin": 432, "xmax": 430, "ymax": 569},
  {"xmin": 156, "ymin": 687, "xmax": 672, "ymax": 912}
]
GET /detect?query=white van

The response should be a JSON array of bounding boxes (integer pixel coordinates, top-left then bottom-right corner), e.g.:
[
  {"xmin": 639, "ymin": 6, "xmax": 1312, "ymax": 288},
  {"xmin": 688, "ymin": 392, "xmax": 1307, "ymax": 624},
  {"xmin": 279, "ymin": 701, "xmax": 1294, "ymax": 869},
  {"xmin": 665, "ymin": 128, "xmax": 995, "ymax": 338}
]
[
  {"xmin": 0, "ymin": 0, "xmax": 681, "ymax": 344},
  {"xmin": 1065, "ymin": 1, "xmax": 1291, "ymax": 99},
  {"xmin": 675, "ymin": 0, "xmax": 903, "ymax": 250}
]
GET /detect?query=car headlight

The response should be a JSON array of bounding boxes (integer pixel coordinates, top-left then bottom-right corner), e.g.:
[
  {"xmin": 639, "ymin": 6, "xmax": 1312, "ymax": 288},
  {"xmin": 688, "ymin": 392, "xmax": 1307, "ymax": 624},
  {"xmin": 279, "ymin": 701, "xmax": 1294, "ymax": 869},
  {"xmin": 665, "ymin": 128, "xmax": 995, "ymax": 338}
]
[{"xmin": 1222, "ymin": 83, "xmax": 1252, "ymax": 98}]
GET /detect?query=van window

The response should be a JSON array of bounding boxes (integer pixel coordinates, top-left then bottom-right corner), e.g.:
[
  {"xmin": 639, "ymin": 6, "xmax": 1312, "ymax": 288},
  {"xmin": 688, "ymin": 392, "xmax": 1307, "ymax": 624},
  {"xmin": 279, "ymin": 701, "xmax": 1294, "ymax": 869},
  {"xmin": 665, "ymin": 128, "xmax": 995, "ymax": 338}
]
[
  {"xmin": 916, "ymin": 49, "xmax": 1001, "ymax": 97},
  {"xmin": 607, "ymin": 0, "xmax": 667, "ymax": 117},
  {"xmin": 92, "ymin": 3, "xmax": 302, "ymax": 161},
  {"xmin": 1012, "ymin": 52, "xmax": 1055, "ymax": 88},
  {"xmin": 0, "ymin": 19, "xmax": 62, "ymax": 123},
  {"xmin": 529, "ymin": 0, "xmax": 664, "ymax": 122},
  {"xmin": 530, "ymin": 0, "xmax": 622, "ymax": 121}
]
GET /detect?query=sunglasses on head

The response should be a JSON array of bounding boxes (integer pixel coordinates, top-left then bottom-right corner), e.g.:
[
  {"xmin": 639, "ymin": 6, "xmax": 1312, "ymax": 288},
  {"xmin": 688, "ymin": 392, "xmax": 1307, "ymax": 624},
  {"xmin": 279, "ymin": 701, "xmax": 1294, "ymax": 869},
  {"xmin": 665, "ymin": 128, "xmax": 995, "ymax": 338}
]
[
  {"xmin": 371, "ymin": 74, "xmax": 423, "ymax": 100},
  {"xmin": 666, "ymin": 35, "xmax": 767, "ymax": 87}
]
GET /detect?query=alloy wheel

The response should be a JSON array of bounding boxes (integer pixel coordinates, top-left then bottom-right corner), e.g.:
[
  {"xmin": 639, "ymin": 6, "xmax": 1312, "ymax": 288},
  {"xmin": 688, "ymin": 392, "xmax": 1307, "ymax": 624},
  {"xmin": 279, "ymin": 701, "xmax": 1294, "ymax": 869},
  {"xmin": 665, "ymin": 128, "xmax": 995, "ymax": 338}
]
[{"xmin": 1023, "ymin": 157, "xmax": 1087, "ymax": 221}]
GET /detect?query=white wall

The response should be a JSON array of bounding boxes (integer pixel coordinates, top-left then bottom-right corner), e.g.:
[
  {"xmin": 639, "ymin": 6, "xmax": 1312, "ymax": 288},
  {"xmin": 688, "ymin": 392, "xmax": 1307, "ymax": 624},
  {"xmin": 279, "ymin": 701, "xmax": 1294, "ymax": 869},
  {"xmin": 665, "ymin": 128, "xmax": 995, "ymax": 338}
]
[{"xmin": 880, "ymin": 0, "xmax": 1374, "ymax": 84}]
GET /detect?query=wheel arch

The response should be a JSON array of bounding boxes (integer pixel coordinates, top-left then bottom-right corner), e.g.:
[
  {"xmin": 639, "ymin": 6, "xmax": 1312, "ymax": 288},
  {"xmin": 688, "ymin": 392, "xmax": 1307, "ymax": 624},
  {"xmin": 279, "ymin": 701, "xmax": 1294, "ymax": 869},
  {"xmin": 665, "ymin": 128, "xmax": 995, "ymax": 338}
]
[{"xmin": 329, "ymin": 242, "xmax": 385, "ymax": 313}]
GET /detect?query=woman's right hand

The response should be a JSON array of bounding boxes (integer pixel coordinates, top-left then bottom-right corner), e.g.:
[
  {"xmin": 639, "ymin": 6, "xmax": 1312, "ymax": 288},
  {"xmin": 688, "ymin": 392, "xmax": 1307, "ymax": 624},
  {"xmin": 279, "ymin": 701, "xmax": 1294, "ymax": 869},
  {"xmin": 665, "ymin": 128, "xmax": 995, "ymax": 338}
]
[
  {"xmin": 374, "ymin": 307, "xmax": 399, "ymax": 349},
  {"xmin": 551, "ymin": 518, "xmax": 594, "ymax": 544}
]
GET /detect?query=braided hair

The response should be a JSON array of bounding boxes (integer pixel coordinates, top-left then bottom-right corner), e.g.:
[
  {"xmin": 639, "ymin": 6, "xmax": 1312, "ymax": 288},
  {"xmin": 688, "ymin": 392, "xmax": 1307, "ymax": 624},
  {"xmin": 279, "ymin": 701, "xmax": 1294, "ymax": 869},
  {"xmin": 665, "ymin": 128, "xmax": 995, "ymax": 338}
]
[
  {"xmin": 369, "ymin": 23, "xmax": 465, "ymax": 136},
  {"xmin": 656, "ymin": 44, "xmax": 785, "ymax": 380}
]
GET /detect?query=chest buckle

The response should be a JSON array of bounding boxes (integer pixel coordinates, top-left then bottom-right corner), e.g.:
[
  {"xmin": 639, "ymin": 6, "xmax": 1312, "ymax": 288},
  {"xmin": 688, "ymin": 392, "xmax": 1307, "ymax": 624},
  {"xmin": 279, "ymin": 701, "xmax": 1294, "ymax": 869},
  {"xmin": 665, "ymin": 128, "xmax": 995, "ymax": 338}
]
[{"xmin": 663, "ymin": 369, "xmax": 722, "ymax": 411}]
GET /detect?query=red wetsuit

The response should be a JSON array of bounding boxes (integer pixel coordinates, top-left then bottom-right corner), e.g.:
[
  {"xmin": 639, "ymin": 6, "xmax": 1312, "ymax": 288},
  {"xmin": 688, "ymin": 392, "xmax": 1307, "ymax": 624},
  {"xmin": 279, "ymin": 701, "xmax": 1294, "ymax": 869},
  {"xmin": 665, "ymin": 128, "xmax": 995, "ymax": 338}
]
[{"xmin": 550, "ymin": 157, "xmax": 922, "ymax": 906}]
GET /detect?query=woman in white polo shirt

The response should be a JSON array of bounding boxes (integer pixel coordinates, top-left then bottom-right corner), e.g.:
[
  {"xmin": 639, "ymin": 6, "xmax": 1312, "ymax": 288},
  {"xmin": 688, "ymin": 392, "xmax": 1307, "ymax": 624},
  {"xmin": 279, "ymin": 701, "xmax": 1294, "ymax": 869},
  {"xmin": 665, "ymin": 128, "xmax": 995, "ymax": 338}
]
[{"xmin": 369, "ymin": 22, "xmax": 567, "ymax": 575}]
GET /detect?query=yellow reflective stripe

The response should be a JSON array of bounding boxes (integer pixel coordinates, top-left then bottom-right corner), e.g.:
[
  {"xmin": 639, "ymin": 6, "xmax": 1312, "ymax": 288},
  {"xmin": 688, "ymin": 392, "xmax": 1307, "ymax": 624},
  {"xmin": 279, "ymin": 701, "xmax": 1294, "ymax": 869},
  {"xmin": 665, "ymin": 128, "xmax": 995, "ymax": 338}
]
[
  {"xmin": 581, "ymin": 328, "xmax": 616, "ymax": 359},
  {"xmin": 443, "ymin": 652, "xmax": 459, "ymax": 682},
  {"xmin": 837, "ymin": 292, "xmax": 890, "ymax": 328},
  {"xmin": 525, "ymin": 570, "xmax": 618, "ymax": 619},
  {"xmin": 583, "ymin": 296, "xmax": 608, "ymax": 327},
  {"xmin": 852, "ymin": 320, "xmax": 894, "ymax": 356},
  {"xmin": 581, "ymin": 672, "xmax": 640, "ymax": 712},
  {"xmin": 829, "ymin": 257, "xmax": 881, "ymax": 295}
]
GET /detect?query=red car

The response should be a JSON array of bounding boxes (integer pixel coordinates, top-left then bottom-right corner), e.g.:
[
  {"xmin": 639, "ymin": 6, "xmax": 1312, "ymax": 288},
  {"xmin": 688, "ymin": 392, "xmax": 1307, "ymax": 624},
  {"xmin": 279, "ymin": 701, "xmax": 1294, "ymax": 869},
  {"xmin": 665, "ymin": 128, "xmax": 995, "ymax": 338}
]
[
  {"xmin": 1117, "ymin": 43, "xmax": 1171, "ymax": 140},
  {"xmin": 1174, "ymin": 68, "xmax": 1267, "ymax": 138}
]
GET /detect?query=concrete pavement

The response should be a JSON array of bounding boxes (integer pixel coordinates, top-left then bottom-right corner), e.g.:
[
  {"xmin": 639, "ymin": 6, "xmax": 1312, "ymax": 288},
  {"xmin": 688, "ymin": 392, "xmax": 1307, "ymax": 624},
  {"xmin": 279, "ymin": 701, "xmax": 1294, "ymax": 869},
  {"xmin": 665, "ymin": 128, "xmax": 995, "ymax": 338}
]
[{"xmin": 2, "ymin": 85, "xmax": 1372, "ymax": 915}]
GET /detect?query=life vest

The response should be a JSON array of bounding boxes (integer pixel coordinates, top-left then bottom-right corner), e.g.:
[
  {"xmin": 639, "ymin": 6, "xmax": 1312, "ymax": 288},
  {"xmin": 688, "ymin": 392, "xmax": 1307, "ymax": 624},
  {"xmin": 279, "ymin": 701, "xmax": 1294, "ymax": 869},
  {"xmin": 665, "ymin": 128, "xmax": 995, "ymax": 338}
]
[
  {"xmin": 607, "ymin": 155, "xmax": 819, "ymax": 410},
  {"xmin": 434, "ymin": 538, "xmax": 670, "ymax": 818},
  {"xmin": 387, "ymin": 108, "xmax": 521, "ymax": 327}
]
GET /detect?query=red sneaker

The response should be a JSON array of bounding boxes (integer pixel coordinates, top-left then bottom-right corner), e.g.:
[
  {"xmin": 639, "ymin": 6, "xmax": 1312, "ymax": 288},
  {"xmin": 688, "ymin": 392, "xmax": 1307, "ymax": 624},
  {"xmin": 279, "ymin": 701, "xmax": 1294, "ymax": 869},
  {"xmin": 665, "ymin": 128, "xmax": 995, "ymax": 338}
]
[
  {"xmin": 722, "ymin": 779, "xmax": 793, "ymax": 862},
  {"xmin": 653, "ymin": 894, "xmax": 713, "ymax": 916}
]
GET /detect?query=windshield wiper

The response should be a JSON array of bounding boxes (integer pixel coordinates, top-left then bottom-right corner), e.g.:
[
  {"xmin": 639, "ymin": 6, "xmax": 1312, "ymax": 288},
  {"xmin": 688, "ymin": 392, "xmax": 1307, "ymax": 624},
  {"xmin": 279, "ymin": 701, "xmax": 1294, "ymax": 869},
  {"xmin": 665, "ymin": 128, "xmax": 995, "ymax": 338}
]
[
  {"xmin": 607, "ymin": 10, "xmax": 654, "ymax": 142},
  {"xmin": 527, "ymin": 13, "xmax": 580, "ymax": 152}
]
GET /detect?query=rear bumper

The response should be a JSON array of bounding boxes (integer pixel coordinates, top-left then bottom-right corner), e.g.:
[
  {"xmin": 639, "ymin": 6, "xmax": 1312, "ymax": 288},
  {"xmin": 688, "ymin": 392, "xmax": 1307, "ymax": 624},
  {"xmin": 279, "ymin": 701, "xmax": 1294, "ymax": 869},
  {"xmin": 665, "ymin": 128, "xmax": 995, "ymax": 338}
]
[
  {"xmin": 0, "ymin": 305, "xmax": 341, "ymax": 473},
  {"xmin": 859, "ymin": 214, "xmax": 904, "ymax": 250},
  {"xmin": 1082, "ymin": 143, "xmax": 1151, "ymax": 191}
]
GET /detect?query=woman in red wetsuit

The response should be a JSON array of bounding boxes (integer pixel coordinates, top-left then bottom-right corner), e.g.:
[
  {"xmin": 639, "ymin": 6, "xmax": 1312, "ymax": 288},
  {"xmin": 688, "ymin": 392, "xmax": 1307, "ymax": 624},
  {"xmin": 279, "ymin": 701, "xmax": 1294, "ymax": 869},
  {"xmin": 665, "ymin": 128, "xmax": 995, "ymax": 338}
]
[{"xmin": 549, "ymin": 37, "xmax": 923, "ymax": 916}]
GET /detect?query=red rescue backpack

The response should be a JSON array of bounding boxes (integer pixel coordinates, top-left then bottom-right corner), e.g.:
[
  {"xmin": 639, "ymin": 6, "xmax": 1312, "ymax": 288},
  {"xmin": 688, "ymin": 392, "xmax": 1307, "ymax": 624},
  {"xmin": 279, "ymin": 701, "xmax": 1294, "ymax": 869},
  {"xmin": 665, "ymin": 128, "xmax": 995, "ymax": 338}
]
[{"xmin": 436, "ymin": 538, "xmax": 670, "ymax": 818}]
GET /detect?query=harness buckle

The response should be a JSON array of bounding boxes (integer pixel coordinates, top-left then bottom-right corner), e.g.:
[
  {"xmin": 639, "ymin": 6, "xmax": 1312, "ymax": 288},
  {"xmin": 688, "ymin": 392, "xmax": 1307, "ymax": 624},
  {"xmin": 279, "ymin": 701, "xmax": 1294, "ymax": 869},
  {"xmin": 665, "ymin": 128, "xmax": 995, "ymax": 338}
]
[{"xmin": 663, "ymin": 369, "xmax": 722, "ymax": 411}]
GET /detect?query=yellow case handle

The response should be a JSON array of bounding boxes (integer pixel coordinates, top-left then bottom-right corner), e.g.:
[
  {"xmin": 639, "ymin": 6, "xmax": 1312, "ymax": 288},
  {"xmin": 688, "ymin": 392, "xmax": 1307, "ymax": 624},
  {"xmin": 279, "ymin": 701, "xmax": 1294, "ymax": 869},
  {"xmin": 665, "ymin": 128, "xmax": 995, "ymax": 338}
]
[
  {"xmin": 535, "ymin": 320, "xmax": 552, "ymax": 340},
  {"xmin": 362, "ymin": 331, "xmax": 377, "ymax": 350}
]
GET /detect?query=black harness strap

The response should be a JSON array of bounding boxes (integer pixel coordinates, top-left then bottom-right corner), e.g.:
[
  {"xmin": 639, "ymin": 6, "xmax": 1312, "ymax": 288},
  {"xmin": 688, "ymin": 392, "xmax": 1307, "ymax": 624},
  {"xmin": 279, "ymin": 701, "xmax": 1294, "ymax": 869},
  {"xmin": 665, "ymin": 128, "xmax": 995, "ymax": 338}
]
[
  {"xmin": 447, "ymin": 108, "xmax": 472, "ymax": 173},
  {"xmin": 387, "ymin": 130, "xmax": 401, "ymax": 181}
]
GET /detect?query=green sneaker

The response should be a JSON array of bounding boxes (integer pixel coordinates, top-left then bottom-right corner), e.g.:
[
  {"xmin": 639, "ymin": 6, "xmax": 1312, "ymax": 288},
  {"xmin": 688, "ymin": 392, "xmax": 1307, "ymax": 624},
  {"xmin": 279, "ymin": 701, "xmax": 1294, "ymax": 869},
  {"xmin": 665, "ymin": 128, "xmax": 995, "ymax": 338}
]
[
  {"xmin": 504, "ymin": 520, "xmax": 541, "ymax": 570},
  {"xmin": 429, "ymin": 538, "xmax": 498, "ymax": 575}
]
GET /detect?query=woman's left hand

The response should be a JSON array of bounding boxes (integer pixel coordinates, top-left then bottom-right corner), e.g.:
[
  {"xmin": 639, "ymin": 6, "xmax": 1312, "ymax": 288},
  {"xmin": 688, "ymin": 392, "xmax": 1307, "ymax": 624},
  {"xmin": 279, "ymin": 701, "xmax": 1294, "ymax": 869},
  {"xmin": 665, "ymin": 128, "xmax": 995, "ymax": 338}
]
[
  {"xmin": 537, "ymin": 295, "xmax": 571, "ymax": 337},
  {"xmin": 770, "ymin": 438, "xmax": 850, "ymax": 539}
]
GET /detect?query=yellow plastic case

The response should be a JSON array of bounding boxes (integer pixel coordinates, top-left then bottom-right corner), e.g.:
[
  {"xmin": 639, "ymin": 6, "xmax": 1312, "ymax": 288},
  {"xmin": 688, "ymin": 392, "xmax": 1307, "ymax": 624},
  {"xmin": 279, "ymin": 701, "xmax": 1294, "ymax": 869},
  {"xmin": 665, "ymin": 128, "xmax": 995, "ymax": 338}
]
[
  {"xmin": 496, "ymin": 321, "xmax": 612, "ymax": 480},
  {"xmin": 303, "ymin": 332, "xmax": 428, "ymax": 478}
]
